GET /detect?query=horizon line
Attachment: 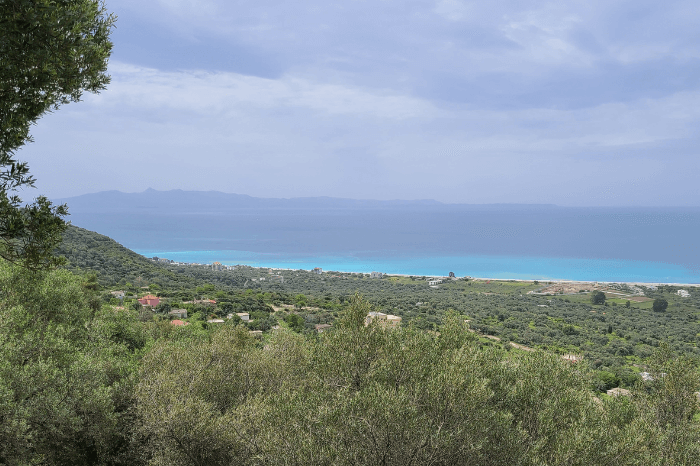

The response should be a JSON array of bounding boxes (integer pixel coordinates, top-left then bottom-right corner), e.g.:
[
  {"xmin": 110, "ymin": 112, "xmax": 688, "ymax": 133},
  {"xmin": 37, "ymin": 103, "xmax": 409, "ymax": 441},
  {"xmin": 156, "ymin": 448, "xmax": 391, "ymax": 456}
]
[{"xmin": 51, "ymin": 188, "xmax": 700, "ymax": 209}]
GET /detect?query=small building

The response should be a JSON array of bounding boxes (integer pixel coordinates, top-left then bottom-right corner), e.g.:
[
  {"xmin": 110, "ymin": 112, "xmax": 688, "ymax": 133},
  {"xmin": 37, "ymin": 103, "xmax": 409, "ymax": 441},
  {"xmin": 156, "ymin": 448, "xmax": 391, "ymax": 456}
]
[
  {"xmin": 312, "ymin": 267, "xmax": 323, "ymax": 274},
  {"xmin": 677, "ymin": 289, "xmax": 691, "ymax": 298},
  {"xmin": 370, "ymin": 272, "xmax": 383, "ymax": 279},
  {"xmin": 449, "ymin": 272, "xmax": 455, "ymax": 278},
  {"xmin": 212, "ymin": 261, "xmax": 223, "ymax": 271},
  {"xmin": 607, "ymin": 387, "xmax": 631, "ymax": 397},
  {"xmin": 207, "ymin": 319, "xmax": 225, "ymax": 324},
  {"xmin": 386, "ymin": 315, "xmax": 402, "ymax": 327},
  {"xmin": 110, "ymin": 290, "xmax": 125, "ymax": 300},
  {"xmin": 315, "ymin": 324, "xmax": 332, "ymax": 333},
  {"xmin": 138, "ymin": 294, "xmax": 160, "ymax": 307},
  {"xmin": 365, "ymin": 311, "xmax": 402, "ymax": 328},
  {"xmin": 169, "ymin": 309, "xmax": 188, "ymax": 319},
  {"xmin": 640, "ymin": 372, "xmax": 653, "ymax": 382},
  {"xmin": 170, "ymin": 320, "xmax": 189, "ymax": 326},
  {"xmin": 249, "ymin": 330, "xmax": 263, "ymax": 336},
  {"xmin": 236, "ymin": 312, "xmax": 250, "ymax": 321},
  {"xmin": 428, "ymin": 279, "xmax": 442, "ymax": 286}
]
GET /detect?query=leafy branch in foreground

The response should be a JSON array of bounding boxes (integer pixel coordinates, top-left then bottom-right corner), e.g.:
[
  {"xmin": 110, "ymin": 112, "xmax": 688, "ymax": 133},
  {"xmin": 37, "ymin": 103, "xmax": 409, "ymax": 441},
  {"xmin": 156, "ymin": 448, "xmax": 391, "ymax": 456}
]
[{"xmin": 0, "ymin": 0, "xmax": 115, "ymax": 270}]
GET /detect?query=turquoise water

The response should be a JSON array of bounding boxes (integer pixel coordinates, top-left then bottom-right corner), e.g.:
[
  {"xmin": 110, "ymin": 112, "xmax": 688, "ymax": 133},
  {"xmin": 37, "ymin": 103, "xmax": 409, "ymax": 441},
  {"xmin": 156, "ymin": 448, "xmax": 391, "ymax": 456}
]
[{"xmin": 133, "ymin": 249, "xmax": 700, "ymax": 283}]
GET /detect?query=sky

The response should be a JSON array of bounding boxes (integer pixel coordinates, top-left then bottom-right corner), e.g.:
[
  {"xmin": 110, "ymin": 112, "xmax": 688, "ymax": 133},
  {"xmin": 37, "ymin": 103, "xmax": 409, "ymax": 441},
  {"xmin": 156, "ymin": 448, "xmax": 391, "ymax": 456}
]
[{"xmin": 18, "ymin": 0, "xmax": 700, "ymax": 206}]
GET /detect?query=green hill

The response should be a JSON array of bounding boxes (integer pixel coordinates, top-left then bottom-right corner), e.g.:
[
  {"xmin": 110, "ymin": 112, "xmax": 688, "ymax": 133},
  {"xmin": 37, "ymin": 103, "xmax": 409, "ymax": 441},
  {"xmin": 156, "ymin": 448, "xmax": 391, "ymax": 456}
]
[
  {"xmin": 56, "ymin": 225, "xmax": 248, "ymax": 291},
  {"xmin": 56, "ymin": 225, "xmax": 194, "ymax": 288}
]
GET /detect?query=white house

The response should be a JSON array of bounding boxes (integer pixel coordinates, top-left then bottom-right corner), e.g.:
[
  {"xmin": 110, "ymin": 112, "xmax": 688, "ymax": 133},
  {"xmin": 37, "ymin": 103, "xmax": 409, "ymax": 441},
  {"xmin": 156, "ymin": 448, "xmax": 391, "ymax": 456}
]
[
  {"xmin": 365, "ymin": 311, "xmax": 402, "ymax": 328},
  {"xmin": 169, "ymin": 309, "xmax": 188, "ymax": 319}
]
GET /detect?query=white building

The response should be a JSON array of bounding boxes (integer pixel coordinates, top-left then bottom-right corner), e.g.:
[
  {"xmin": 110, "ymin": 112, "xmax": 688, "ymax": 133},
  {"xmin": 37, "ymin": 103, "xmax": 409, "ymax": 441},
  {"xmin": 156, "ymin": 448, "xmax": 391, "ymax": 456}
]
[
  {"xmin": 365, "ymin": 311, "xmax": 402, "ymax": 328},
  {"xmin": 370, "ymin": 271, "xmax": 384, "ymax": 279},
  {"xmin": 169, "ymin": 309, "xmax": 188, "ymax": 319},
  {"xmin": 677, "ymin": 289, "xmax": 691, "ymax": 298}
]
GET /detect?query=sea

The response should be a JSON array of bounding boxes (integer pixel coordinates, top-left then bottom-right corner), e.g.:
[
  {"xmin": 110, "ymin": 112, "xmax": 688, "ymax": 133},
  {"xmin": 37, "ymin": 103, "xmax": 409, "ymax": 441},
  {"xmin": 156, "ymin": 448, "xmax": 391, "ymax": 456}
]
[
  {"xmin": 130, "ymin": 250, "xmax": 698, "ymax": 283},
  {"xmin": 59, "ymin": 190, "xmax": 700, "ymax": 284}
]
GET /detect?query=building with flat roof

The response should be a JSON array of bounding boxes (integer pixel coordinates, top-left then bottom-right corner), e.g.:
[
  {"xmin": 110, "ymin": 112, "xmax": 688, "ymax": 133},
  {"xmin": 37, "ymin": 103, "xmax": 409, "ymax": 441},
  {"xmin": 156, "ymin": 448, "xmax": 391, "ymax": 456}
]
[{"xmin": 366, "ymin": 311, "xmax": 402, "ymax": 328}]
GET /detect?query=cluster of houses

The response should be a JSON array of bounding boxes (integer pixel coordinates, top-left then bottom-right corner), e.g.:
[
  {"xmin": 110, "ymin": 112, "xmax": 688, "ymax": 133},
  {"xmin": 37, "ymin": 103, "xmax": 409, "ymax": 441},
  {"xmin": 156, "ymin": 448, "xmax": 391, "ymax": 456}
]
[
  {"xmin": 148, "ymin": 256, "xmax": 237, "ymax": 270},
  {"xmin": 119, "ymin": 287, "xmax": 406, "ymax": 334}
]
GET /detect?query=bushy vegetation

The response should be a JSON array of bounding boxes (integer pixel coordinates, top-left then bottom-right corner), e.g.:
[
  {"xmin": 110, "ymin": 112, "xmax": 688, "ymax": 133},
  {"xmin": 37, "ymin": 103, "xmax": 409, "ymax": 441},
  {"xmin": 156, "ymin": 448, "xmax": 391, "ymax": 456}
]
[
  {"xmin": 3, "ymin": 262, "xmax": 700, "ymax": 465},
  {"xmin": 58, "ymin": 226, "xmax": 700, "ymax": 391},
  {"xmin": 0, "ymin": 261, "xmax": 145, "ymax": 465}
]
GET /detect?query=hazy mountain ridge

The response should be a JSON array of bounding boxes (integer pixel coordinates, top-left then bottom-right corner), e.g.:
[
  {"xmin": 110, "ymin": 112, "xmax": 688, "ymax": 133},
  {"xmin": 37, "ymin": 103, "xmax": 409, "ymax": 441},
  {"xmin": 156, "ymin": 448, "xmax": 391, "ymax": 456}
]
[{"xmin": 55, "ymin": 188, "xmax": 560, "ymax": 214}]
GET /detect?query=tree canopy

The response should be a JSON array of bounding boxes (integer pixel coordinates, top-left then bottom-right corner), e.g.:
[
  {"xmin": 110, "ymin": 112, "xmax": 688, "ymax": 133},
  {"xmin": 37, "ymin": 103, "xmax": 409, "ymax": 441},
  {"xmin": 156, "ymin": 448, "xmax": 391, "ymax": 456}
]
[
  {"xmin": 590, "ymin": 290, "xmax": 606, "ymax": 305},
  {"xmin": 0, "ymin": 0, "xmax": 115, "ymax": 270},
  {"xmin": 653, "ymin": 298, "xmax": 669, "ymax": 312}
]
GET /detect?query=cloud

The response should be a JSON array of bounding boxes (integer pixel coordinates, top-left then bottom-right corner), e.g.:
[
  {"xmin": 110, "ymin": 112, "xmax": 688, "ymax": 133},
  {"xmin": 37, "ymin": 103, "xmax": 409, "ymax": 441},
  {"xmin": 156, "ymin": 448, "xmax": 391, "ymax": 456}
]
[
  {"xmin": 14, "ymin": 0, "xmax": 700, "ymax": 206},
  {"xmin": 91, "ymin": 63, "xmax": 439, "ymax": 120}
]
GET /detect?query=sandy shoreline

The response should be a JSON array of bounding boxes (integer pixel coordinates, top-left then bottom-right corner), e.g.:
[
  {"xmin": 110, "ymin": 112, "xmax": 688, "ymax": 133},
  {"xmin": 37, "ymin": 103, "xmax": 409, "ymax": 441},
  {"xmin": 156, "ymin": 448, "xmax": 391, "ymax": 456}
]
[{"xmin": 261, "ymin": 266, "xmax": 700, "ymax": 287}]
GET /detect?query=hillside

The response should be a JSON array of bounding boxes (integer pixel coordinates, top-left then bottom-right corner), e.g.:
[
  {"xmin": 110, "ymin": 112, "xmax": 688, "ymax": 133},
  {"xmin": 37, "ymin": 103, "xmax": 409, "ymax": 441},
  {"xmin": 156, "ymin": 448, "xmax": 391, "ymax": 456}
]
[
  {"xmin": 57, "ymin": 225, "xmax": 251, "ymax": 290},
  {"xmin": 56, "ymin": 225, "xmax": 192, "ymax": 287}
]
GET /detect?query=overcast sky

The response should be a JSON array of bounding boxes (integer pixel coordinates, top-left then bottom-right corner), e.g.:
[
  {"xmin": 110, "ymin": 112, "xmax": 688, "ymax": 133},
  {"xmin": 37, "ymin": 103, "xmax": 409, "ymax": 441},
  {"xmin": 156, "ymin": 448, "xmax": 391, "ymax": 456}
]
[{"xmin": 19, "ymin": 0, "xmax": 700, "ymax": 205}]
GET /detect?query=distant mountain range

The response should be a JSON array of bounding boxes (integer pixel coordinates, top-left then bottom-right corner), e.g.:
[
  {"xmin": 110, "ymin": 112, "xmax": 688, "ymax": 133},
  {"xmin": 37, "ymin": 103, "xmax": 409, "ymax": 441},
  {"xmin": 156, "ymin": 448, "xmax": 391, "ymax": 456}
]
[
  {"xmin": 55, "ymin": 188, "xmax": 558, "ymax": 214},
  {"xmin": 52, "ymin": 189, "xmax": 700, "ymax": 271}
]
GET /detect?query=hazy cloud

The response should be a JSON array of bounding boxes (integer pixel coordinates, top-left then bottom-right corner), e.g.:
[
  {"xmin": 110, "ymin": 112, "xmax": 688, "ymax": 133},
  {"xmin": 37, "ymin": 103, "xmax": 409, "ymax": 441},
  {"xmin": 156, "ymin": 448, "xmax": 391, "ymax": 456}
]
[{"xmin": 15, "ymin": 0, "xmax": 700, "ymax": 205}]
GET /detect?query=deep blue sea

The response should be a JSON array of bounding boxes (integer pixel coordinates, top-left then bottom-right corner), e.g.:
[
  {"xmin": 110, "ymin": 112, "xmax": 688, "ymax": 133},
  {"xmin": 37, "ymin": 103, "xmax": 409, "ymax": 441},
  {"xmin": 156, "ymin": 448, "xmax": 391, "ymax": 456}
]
[{"xmin": 59, "ymin": 190, "xmax": 700, "ymax": 283}]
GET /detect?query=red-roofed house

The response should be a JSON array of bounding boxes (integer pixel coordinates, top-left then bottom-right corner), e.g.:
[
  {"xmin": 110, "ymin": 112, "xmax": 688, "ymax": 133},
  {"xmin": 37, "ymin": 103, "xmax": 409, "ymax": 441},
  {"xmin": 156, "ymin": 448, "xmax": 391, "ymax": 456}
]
[
  {"xmin": 170, "ymin": 320, "xmax": 189, "ymax": 326},
  {"xmin": 138, "ymin": 294, "xmax": 160, "ymax": 307}
]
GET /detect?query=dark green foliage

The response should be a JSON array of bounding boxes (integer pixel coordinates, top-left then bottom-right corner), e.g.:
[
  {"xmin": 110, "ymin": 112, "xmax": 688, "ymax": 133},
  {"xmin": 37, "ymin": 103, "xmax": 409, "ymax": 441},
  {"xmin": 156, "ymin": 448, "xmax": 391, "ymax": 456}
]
[
  {"xmin": 284, "ymin": 313, "xmax": 306, "ymax": 332},
  {"xmin": 590, "ymin": 290, "xmax": 606, "ymax": 305},
  {"xmin": 0, "ymin": 194, "xmax": 68, "ymax": 270},
  {"xmin": 653, "ymin": 298, "xmax": 669, "ymax": 312},
  {"xmin": 0, "ymin": 260, "xmax": 146, "ymax": 465}
]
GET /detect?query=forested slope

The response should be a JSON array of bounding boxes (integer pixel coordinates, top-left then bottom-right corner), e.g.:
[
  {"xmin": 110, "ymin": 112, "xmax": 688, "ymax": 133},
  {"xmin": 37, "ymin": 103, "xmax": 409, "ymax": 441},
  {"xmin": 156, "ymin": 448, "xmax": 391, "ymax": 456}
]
[{"xmin": 56, "ymin": 225, "xmax": 247, "ymax": 289}]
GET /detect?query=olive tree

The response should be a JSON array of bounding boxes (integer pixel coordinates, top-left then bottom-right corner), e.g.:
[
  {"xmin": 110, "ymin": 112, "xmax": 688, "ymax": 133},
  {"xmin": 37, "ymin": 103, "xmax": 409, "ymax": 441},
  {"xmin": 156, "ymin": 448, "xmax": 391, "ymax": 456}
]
[{"xmin": 0, "ymin": 0, "xmax": 115, "ymax": 270}]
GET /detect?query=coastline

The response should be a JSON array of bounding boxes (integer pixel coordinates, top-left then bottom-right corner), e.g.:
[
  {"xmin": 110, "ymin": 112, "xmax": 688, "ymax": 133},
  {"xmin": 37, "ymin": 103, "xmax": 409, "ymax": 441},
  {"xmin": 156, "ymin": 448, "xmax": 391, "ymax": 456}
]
[
  {"xmin": 138, "ymin": 249, "xmax": 700, "ymax": 286},
  {"xmin": 368, "ymin": 273, "xmax": 700, "ymax": 288},
  {"xmin": 211, "ymin": 264, "xmax": 700, "ymax": 288}
]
